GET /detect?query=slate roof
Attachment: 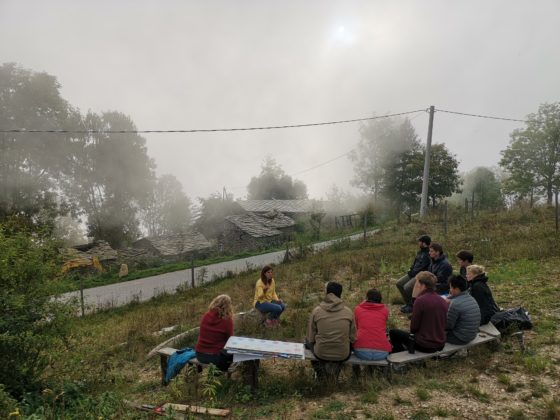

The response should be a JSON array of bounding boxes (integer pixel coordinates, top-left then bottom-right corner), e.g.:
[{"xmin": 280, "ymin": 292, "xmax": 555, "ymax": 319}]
[
  {"xmin": 63, "ymin": 240, "xmax": 118, "ymax": 262},
  {"xmin": 134, "ymin": 231, "xmax": 211, "ymax": 256},
  {"xmin": 236, "ymin": 199, "xmax": 321, "ymax": 213},
  {"xmin": 225, "ymin": 211, "xmax": 295, "ymax": 238}
]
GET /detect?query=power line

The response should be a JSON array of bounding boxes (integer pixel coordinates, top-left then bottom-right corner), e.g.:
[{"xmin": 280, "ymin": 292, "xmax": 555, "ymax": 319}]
[
  {"xmin": 0, "ymin": 109, "xmax": 426, "ymax": 134},
  {"xmin": 436, "ymin": 108, "xmax": 529, "ymax": 123},
  {"xmin": 291, "ymin": 150, "xmax": 353, "ymax": 176}
]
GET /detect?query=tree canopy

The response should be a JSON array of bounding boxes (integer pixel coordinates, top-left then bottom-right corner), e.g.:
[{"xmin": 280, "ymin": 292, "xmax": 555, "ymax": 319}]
[
  {"xmin": 351, "ymin": 117, "xmax": 460, "ymax": 213},
  {"xmin": 247, "ymin": 157, "xmax": 307, "ymax": 200},
  {"xmin": 500, "ymin": 102, "xmax": 560, "ymax": 205}
]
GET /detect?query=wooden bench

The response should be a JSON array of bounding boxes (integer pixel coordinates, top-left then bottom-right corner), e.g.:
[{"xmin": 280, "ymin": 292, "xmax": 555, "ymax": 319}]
[
  {"xmin": 157, "ymin": 347, "xmax": 258, "ymax": 389},
  {"xmin": 387, "ymin": 323, "xmax": 501, "ymax": 366},
  {"xmin": 157, "ymin": 323, "xmax": 500, "ymax": 387}
]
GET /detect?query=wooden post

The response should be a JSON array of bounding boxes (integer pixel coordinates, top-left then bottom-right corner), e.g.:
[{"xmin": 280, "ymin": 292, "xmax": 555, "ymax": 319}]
[
  {"xmin": 471, "ymin": 191, "xmax": 475, "ymax": 219},
  {"xmin": 554, "ymin": 190, "xmax": 558, "ymax": 233},
  {"xmin": 444, "ymin": 200, "xmax": 448, "ymax": 237},
  {"xmin": 80, "ymin": 282, "xmax": 85, "ymax": 317},
  {"xmin": 191, "ymin": 255, "xmax": 195, "ymax": 288},
  {"xmin": 465, "ymin": 198, "xmax": 468, "ymax": 213},
  {"xmin": 363, "ymin": 213, "xmax": 367, "ymax": 241},
  {"xmin": 420, "ymin": 105, "xmax": 435, "ymax": 217}
]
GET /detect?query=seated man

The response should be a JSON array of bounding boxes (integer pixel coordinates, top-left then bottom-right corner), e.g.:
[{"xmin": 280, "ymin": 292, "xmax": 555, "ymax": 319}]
[
  {"xmin": 396, "ymin": 235, "xmax": 431, "ymax": 313},
  {"xmin": 446, "ymin": 275, "xmax": 481, "ymax": 345},
  {"xmin": 428, "ymin": 243, "xmax": 453, "ymax": 294},
  {"xmin": 455, "ymin": 250, "xmax": 474, "ymax": 280},
  {"xmin": 389, "ymin": 272, "xmax": 447, "ymax": 353},
  {"xmin": 306, "ymin": 282, "xmax": 355, "ymax": 377}
]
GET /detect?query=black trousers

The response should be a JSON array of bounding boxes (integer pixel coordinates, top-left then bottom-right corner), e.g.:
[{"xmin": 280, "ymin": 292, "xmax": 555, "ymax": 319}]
[
  {"xmin": 195, "ymin": 350, "xmax": 233, "ymax": 372},
  {"xmin": 389, "ymin": 329, "xmax": 444, "ymax": 353}
]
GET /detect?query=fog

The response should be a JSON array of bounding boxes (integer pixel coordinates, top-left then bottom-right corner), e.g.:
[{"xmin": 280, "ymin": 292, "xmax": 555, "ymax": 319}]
[{"xmin": 1, "ymin": 0, "xmax": 559, "ymax": 200}]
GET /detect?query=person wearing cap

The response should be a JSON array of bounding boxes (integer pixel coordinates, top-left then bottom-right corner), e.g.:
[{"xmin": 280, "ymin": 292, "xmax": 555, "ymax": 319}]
[
  {"xmin": 396, "ymin": 235, "xmax": 432, "ymax": 314},
  {"xmin": 306, "ymin": 281, "xmax": 356, "ymax": 378}
]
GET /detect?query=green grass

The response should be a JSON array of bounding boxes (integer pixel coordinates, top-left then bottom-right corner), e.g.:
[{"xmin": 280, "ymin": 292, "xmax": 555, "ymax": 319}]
[{"xmin": 15, "ymin": 207, "xmax": 560, "ymax": 418}]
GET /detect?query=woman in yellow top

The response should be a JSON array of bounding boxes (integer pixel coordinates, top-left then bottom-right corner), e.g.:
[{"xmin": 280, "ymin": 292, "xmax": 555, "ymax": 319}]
[{"xmin": 253, "ymin": 265, "xmax": 285, "ymax": 326}]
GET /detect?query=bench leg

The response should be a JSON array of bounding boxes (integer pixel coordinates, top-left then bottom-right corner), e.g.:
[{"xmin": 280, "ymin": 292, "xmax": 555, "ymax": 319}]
[
  {"xmin": 160, "ymin": 354, "xmax": 169, "ymax": 386},
  {"xmin": 242, "ymin": 360, "xmax": 260, "ymax": 391}
]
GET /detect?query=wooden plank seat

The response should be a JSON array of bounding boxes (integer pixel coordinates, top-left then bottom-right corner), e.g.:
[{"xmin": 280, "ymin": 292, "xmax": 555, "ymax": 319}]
[
  {"xmin": 157, "ymin": 347, "xmax": 237, "ymax": 385},
  {"xmin": 387, "ymin": 323, "xmax": 501, "ymax": 366},
  {"xmin": 304, "ymin": 349, "xmax": 389, "ymax": 367}
]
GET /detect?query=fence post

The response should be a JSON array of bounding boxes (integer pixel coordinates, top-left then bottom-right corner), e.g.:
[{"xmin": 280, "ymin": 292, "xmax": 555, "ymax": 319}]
[
  {"xmin": 363, "ymin": 213, "xmax": 367, "ymax": 241},
  {"xmin": 465, "ymin": 198, "xmax": 468, "ymax": 213},
  {"xmin": 191, "ymin": 255, "xmax": 195, "ymax": 288},
  {"xmin": 471, "ymin": 191, "xmax": 475, "ymax": 219},
  {"xmin": 554, "ymin": 190, "xmax": 558, "ymax": 233},
  {"xmin": 79, "ymin": 282, "xmax": 85, "ymax": 317},
  {"xmin": 444, "ymin": 201, "xmax": 448, "ymax": 237}
]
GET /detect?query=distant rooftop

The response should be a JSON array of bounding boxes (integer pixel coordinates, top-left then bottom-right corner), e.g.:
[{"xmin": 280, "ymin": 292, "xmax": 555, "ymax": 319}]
[
  {"xmin": 134, "ymin": 231, "xmax": 211, "ymax": 256},
  {"xmin": 236, "ymin": 199, "xmax": 321, "ymax": 213},
  {"xmin": 225, "ymin": 211, "xmax": 295, "ymax": 238}
]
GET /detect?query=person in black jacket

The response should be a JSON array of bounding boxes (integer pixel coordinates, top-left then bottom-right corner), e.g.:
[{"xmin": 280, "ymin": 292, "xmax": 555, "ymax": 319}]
[
  {"xmin": 428, "ymin": 243, "xmax": 453, "ymax": 294},
  {"xmin": 466, "ymin": 265, "xmax": 500, "ymax": 325},
  {"xmin": 396, "ymin": 235, "xmax": 431, "ymax": 313}
]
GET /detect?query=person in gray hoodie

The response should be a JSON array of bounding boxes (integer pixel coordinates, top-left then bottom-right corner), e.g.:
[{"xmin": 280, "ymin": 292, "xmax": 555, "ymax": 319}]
[
  {"xmin": 446, "ymin": 275, "xmax": 481, "ymax": 345},
  {"xmin": 306, "ymin": 282, "xmax": 356, "ymax": 377}
]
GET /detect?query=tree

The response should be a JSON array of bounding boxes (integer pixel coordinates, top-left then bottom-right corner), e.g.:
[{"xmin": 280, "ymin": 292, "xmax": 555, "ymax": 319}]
[
  {"xmin": 0, "ymin": 223, "xmax": 72, "ymax": 397},
  {"xmin": 194, "ymin": 192, "xmax": 241, "ymax": 240},
  {"xmin": 351, "ymin": 117, "xmax": 424, "ymax": 205},
  {"xmin": 0, "ymin": 63, "xmax": 80, "ymax": 228},
  {"xmin": 500, "ymin": 102, "xmax": 560, "ymax": 205},
  {"xmin": 247, "ymin": 157, "xmax": 307, "ymax": 200},
  {"xmin": 460, "ymin": 167, "xmax": 504, "ymax": 209},
  {"xmin": 427, "ymin": 144, "xmax": 462, "ymax": 208},
  {"xmin": 141, "ymin": 174, "xmax": 192, "ymax": 236},
  {"xmin": 63, "ymin": 111, "xmax": 155, "ymax": 248}
]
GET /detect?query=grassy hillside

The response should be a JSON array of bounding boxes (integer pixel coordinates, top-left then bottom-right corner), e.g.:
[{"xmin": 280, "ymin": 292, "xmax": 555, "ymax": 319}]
[{"xmin": 13, "ymin": 208, "xmax": 560, "ymax": 419}]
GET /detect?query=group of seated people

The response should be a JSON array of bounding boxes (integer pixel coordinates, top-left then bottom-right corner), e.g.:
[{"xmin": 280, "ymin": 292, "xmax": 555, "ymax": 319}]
[{"xmin": 194, "ymin": 236, "xmax": 500, "ymax": 375}]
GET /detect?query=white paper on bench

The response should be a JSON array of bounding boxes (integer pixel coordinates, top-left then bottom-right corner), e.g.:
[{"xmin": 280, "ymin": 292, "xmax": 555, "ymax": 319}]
[
  {"xmin": 225, "ymin": 336, "xmax": 305, "ymax": 360},
  {"xmin": 232, "ymin": 352, "xmax": 266, "ymax": 362}
]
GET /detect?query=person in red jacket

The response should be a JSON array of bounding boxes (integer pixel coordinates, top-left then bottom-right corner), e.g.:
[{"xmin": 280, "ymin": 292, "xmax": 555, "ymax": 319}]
[
  {"xmin": 353, "ymin": 289, "xmax": 392, "ymax": 360},
  {"xmin": 389, "ymin": 271, "xmax": 448, "ymax": 353},
  {"xmin": 195, "ymin": 294, "xmax": 234, "ymax": 371}
]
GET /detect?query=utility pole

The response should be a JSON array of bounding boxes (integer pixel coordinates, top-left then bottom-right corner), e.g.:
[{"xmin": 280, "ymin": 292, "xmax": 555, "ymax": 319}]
[{"xmin": 420, "ymin": 106, "xmax": 435, "ymax": 217}]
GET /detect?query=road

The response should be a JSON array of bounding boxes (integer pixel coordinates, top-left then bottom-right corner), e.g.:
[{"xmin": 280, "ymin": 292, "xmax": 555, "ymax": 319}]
[{"xmin": 62, "ymin": 229, "xmax": 377, "ymax": 313}]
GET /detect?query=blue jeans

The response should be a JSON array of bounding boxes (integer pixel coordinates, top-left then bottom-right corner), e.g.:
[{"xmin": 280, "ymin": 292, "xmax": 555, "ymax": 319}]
[
  {"xmin": 353, "ymin": 348, "xmax": 389, "ymax": 361},
  {"xmin": 255, "ymin": 300, "xmax": 285, "ymax": 320}
]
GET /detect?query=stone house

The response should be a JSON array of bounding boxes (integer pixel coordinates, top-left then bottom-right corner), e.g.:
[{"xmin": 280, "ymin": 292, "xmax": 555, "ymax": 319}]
[
  {"xmin": 220, "ymin": 211, "xmax": 295, "ymax": 254},
  {"xmin": 130, "ymin": 231, "xmax": 212, "ymax": 262}
]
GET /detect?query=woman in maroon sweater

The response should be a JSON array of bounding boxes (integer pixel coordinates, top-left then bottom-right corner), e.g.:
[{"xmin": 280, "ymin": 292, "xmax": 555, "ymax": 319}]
[{"xmin": 195, "ymin": 294, "xmax": 234, "ymax": 371}]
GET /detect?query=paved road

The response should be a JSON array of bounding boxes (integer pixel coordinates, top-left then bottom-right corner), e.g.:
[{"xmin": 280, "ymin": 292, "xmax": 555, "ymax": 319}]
[{"xmin": 63, "ymin": 229, "xmax": 377, "ymax": 313}]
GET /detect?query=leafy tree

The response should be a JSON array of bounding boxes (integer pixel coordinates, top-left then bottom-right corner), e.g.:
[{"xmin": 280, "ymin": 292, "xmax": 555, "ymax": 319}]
[
  {"xmin": 500, "ymin": 102, "xmax": 560, "ymax": 205},
  {"xmin": 63, "ymin": 111, "xmax": 155, "ymax": 248},
  {"xmin": 0, "ymin": 63, "xmax": 80, "ymax": 228},
  {"xmin": 0, "ymin": 224, "xmax": 72, "ymax": 398},
  {"xmin": 194, "ymin": 192, "xmax": 241, "ymax": 240},
  {"xmin": 141, "ymin": 174, "xmax": 192, "ymax": 236},
  {"xmin": 247, "ymin": 157, "xmax": 307, "ymax": 200},
  {"xmin": 427, "ymin": 144, "xmax": 462, "ymax": 208},
  {"xmin": 459, "ymin": 167, "xmax": 504, "ymax": 209},
  {"xmin": 350, "ymin": 118, "xmax": 420, "ymax": 204}
]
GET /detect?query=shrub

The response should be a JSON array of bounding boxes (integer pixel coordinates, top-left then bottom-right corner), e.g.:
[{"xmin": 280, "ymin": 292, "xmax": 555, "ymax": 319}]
[{"xmin": 0, "ymin": 224, "xmax": 72, "ymax": 397}]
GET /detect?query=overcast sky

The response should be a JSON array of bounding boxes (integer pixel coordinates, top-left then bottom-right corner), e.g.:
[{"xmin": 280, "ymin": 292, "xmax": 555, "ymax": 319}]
[{"xmin": 1, "ymin": 0, "xmax": 559, "ymax": 201}]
